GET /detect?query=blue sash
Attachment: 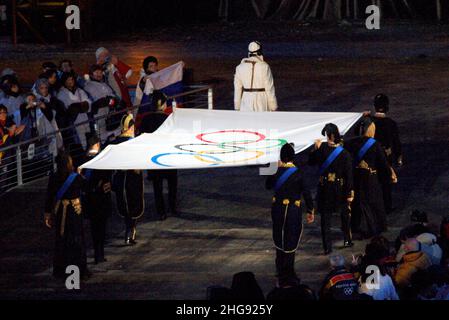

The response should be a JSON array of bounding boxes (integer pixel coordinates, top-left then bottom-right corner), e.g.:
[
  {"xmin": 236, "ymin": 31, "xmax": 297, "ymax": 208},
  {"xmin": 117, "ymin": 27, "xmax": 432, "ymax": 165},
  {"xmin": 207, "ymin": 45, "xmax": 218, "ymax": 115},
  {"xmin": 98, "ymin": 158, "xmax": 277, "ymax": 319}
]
[
  {"xmin": 319, "ymin": 146, "xmax": 344, "ymax": 176},
  {"xmin": 56, "ymin": 173, "xmax": 78, "ymax": 200},
  {"xmin": 84, "ymin": 169, "xmax": 93, "ymax": 180},
  {"xmin": 274, "ymin": 167, "xmax": 298, "ymax": 192},
  {"xmin": 356, "ymin": 138, "xmax": 376, "ymax": 163}
]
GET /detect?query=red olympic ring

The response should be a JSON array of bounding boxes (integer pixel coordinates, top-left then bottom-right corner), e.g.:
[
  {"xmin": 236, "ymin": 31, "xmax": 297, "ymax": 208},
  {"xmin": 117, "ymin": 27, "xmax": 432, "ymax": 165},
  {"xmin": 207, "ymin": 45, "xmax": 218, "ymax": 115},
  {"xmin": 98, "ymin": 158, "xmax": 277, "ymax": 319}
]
[{"xmin": 196, "ymin": 130, "xmax": 266, "ymax": 145}]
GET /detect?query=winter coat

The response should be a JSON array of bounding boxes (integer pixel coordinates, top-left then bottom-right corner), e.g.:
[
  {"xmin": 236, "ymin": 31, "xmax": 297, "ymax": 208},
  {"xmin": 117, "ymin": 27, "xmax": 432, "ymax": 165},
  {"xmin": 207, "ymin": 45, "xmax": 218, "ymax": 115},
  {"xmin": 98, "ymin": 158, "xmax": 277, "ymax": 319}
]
[{"xmin": 394, "ymin": 251, "xmax": 432, "ymax": 288}]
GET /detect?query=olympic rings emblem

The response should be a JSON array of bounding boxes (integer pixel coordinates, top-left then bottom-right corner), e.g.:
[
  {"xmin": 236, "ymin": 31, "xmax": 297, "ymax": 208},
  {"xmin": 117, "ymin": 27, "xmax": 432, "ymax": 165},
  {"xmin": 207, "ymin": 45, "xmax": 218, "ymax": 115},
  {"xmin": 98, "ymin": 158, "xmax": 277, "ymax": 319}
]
[
  {"xmin": 196, "ymin": 130, "xmax": 266, "ymax": 144},
  {"xmin": 151, "ymin": 130, "xmax": 288, "ymax": 167},
  {"xmin": 151, "ymin": 152, "xmax": 223, "ymax": 168},
  {"xmin": 175, "ymin": 143, "xmax": 245, "ymax": 155}
]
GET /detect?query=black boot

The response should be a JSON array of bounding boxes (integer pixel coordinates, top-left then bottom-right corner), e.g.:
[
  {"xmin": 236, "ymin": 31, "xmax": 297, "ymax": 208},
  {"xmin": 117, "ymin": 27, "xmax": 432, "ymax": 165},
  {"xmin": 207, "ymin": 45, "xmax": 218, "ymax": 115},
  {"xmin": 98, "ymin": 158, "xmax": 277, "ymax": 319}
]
[
  {"xmin": 125, "ymin": 228, "xmax": 137, "ymax": 245},
  {"xmin": 344, "ymin": 240, "xmax": 354, "ymax": 248}
]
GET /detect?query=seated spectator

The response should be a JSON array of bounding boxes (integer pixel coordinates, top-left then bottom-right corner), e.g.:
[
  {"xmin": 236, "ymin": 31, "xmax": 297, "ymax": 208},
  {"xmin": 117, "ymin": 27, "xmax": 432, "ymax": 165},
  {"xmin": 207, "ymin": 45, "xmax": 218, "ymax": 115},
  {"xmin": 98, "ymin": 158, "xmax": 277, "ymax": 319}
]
[
  {"xmin": 358, "ymin": 241, "xmax": 399, "ymax": 300},
  {"xmin": 394, "ymin": 238, "xmax": 432, "ymax": 291},
  {"xmin": 395, "ymin": 210, "xmax": 438, "ymax": 259},
  {"xmin": 409, "ymin": 266, "xmax": 449, "ymax": 300},
  {"xmin": 230, "ymin": 272, "xmax": 265, "ymax": 301},
  {"xmin": 319, "ymin": 255, "xmax": 361, "ymax": 300},
  {"xmin": 416, "ymin": 233, "xmax": 442, "ymax": 266}
]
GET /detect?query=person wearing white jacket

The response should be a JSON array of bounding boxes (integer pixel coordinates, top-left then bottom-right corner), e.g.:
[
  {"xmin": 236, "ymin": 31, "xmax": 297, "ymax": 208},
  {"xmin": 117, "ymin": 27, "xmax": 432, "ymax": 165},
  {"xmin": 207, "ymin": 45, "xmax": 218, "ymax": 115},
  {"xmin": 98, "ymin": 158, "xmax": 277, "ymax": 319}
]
[
  {"xmin": 234, "ymin": 41, "xmax": 278, "ymax": 112},
  {"xmin": 57, "ymin": 72, "xmax": 91, "ymax": 151},
  {"xmin": 359, "ymin": 273, "xmax": 400, "ymax": 300}
]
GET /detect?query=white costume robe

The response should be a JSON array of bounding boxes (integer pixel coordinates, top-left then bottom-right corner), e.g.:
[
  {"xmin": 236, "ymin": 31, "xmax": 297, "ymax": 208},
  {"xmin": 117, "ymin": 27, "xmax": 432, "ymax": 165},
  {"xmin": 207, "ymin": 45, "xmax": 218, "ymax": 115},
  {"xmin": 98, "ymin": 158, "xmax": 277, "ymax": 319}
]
[{"xmin": 234, "ymin": 55, "xmax": 278, "ymax": 112}]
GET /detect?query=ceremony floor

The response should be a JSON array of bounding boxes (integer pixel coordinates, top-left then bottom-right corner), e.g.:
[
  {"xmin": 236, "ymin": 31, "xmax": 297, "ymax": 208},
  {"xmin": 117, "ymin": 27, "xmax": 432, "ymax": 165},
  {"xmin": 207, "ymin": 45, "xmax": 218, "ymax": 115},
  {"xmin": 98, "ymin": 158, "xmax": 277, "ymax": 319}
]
[{"xmin": 0, "ymin": 21, "xmax": 448, "ymax": 299}]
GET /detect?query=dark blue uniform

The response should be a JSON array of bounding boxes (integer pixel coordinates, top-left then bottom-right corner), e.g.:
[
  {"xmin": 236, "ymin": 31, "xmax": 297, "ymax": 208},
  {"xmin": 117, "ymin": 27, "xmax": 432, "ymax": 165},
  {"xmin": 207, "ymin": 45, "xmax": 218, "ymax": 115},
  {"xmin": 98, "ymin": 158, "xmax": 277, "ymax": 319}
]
[
  {"xmin": 83, "ymin": 153, "xmax": 112, "ymax": 263},
  {"xmin": 309, "ymin": 143, "xmax": 354, "ymax": 253},
  {"xmin": 266, "ymin": 163, "xmax": 314, "ymax": 282},
  {"xmin": 373, "ymin": 114, "xmax": 402, "ymax": 215},
  {"xmin": 345, "ymin": 137, "xmax": 390, "ymax": 238},
  {"xmin": 111, "ymin": 134, "xmax": 144, "ymax": 243}
]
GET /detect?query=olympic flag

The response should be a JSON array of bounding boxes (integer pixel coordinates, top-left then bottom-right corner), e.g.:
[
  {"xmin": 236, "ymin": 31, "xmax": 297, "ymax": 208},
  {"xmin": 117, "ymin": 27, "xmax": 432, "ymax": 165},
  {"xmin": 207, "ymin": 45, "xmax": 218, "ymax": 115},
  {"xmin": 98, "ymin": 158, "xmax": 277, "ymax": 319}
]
[{"xmin": 81, "ymin": 108, "xmax": 362, "ymax": 170}]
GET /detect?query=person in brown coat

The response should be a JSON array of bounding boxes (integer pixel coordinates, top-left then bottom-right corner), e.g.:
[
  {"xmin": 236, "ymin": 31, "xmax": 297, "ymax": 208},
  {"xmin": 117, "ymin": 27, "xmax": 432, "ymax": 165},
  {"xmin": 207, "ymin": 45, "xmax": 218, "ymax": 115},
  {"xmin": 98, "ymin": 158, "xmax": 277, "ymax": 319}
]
[{"xmin": 394, "ymin": 239, "xmax": 432, "ymax": 289}]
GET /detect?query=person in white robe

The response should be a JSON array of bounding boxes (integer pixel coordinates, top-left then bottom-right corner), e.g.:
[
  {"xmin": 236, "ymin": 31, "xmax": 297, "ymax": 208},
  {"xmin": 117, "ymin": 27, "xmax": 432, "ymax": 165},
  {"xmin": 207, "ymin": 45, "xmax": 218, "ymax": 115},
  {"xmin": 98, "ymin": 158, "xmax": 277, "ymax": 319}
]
[{"xmin": 234, "ymin": 41, "xmax": 278, "ymax": 112}]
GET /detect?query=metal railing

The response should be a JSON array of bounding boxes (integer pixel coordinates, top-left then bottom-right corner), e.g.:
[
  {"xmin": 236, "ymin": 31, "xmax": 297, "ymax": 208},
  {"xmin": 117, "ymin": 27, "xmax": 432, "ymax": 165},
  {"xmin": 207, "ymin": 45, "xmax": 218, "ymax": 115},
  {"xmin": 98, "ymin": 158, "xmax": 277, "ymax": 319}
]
[{"xmin": 0, "ymin": 85, "xmax": 214, "ymax": 195}]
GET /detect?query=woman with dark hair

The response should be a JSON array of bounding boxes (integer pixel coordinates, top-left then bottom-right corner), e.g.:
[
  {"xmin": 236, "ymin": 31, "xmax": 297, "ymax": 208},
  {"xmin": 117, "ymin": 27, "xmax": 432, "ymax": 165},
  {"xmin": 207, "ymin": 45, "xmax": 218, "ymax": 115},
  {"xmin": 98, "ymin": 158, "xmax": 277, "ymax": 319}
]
[
  {"xmin": 358, "ymin": 240, "xmax": 399, "ymax": 300},
  {"xmin": 134, "ymin": 56, "xmax": 159, "ymax": 106},
  {"xmin": 0, "ymin": 75, "xmax": 25, "ymax": 125},
  {"xmin": 345, "ymin": 117, "xmax": 394, "ymax": 239},
  {"xmin": 44, "ymin": 151, "xmax": 89, "ymax": 279},
  {"xmin": 38, "ymin": 69, "xmax": 61, "ymax": 95}
]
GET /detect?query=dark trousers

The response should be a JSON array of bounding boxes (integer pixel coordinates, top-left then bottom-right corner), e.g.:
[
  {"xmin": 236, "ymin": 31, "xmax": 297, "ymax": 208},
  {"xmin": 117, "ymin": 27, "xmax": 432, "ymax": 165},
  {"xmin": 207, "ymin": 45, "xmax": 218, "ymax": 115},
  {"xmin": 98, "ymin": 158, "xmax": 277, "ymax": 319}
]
[
  {"xmin": 381, "ymin": 182, "xmax": 393, "ymax": 215},
  {"xmin": 152, "ymin": 171, "xmax": 178, "ymax": 216},
  {"xmin": 320, "ymin": 207, "xmax": 352, "ymax": 252},
  {"xmin": 91, "ymin": 216, "xmax": 107, "ymax": 262},
  {"xmin": 125, "ymin": 216, "xmax": 137, "ymax": 233},
  {"xmin": 275, "ymin": 249, "xmax": 296, "ymax": 281}
]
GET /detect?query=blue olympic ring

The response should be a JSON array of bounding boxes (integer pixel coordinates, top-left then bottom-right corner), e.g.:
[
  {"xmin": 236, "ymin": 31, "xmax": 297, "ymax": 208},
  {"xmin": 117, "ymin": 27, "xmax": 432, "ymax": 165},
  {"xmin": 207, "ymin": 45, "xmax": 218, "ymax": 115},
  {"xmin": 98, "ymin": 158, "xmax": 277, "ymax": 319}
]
[{"xmin": 151, "ymin": 152, "xmax": 223, "ymax": 167}]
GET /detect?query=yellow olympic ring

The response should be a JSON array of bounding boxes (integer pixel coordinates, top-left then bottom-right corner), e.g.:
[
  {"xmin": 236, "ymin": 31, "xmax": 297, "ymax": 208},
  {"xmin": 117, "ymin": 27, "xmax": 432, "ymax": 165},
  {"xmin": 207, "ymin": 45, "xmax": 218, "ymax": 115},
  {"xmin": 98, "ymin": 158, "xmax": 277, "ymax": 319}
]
[{"xmin": 193, "ymin": 150, "xmax": 265, "ymax": 165}]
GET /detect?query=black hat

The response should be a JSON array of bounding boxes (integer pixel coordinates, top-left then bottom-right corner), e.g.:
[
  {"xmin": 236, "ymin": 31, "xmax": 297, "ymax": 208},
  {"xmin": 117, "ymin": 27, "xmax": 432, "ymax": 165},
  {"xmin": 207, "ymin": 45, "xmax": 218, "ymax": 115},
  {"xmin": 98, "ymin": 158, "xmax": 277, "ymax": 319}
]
[
  {"xmin": 280, "ymin": 143, "xmax": 295, "ymax": 163},
  {"xmin": 321, "ymin": 123, "xmax": 342, "ymax": 144},
  {"xmin": 411, "ymin": 210, "xmax": 428, "ymax": 223},
  {"xmin": 374, "ymin": 94, "xmax": 389, "ymax": 113},
  {"xmin": 358, "ymin": 117, "xmax": 374, "ymax": 136},
  {"xmin": 87, "ymin": 134, "xmax": 100, "ymax": 148}
]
